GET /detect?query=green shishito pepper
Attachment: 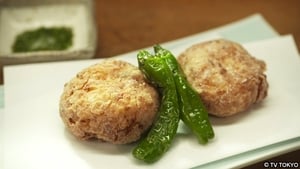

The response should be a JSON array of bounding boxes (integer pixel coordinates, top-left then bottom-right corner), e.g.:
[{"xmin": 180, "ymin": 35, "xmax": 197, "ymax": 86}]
[
  {"xmin": 133, "ymin": 45, "xmax": 214, "ymax": 163},
  {"xmin": 133, "ymin": 50, "xmax": 180, "ymax": 163},
  {"xmin": 12, "ymin": 27, "xmax": 73, "ymax": 53},
  {"xmin": 154, "ymin": 45, "xmax": 214, "ymax": 144}
]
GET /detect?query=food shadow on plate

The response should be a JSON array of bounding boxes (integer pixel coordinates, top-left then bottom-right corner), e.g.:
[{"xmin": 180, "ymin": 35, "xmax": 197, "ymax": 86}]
[
  {"xmin": 64, "ymin": 128, "xmax": 133, "ymax": 155},
  {"xmin": 209, "ymin": 100, "xmax": 268, "ymax": 126}
]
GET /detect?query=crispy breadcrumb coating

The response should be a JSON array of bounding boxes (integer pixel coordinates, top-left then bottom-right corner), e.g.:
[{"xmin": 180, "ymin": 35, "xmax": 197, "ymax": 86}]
[
  {"xmin": 178, "ymin": 39, "xmax": 268, "ymax": 117},
  {"xmin": 59, "ymin": 60, "xmax": 159, "ymax": 144}
]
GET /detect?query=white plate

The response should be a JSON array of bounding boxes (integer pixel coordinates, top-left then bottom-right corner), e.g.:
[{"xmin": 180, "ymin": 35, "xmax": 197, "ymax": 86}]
[{"xmin": 2, "ymin": 34, "xmax": 300, "ymax": 169}]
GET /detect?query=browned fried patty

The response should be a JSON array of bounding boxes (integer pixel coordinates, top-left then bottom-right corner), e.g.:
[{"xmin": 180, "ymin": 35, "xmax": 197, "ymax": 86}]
[
  {"xmin": 178, "ymin": 39, "xmax": 268, "ymax": 117},
  {"xmin": 59, "ymin": 60, "xmax": 159, "ymax": 144}
]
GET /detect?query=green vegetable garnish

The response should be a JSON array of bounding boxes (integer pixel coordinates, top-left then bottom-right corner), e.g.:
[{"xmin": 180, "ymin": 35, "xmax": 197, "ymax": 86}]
[
  {"xmin": 133, "ymin": 50, "xmax": 180, "ymax": 163},
  {"xmin": 133, "ymin": 45, "xmax": 215, "ymax": 163},
  {"xmin": 12, "ymin": 27, "xmax": 73, "ymax": 53},
  {"xmin": 154, "ymin": 45, "xmax": 214, "ymax": 144}
]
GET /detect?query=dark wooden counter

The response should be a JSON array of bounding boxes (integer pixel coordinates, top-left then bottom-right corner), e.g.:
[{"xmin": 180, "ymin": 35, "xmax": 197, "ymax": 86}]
[
  {"xmin": 1, "ymin": 0, "xmax": 300, "ymax": 167},
  {"xmin": 95, "ymin": 0, "xmax": 300, "ymax": 58}
]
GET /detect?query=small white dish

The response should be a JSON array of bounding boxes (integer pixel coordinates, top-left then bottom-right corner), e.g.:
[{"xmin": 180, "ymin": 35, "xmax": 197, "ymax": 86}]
[{"xmin": 0, "ymin": 0, "xmax": 97, "ymax": 65}]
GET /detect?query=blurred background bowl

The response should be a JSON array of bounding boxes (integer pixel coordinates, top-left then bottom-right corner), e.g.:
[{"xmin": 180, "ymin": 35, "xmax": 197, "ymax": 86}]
[{"xmin": 0, "ymin": 0, "xmax": 97, "ymax": 65}]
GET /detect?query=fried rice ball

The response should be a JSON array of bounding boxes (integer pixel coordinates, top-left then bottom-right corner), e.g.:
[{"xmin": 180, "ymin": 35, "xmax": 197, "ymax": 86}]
[
  {"xmin": 178, "ymin": 39, "xmax": 268, "ymax": 117},
  {"xmin": 59, "ymin": 60, "xmax": 159, "ymax": 144}
]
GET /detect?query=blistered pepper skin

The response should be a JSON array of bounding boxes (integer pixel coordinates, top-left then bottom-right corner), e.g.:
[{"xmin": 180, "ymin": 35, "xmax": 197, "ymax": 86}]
[
  {"xmin": 133, "ymin": 45, "xmax": 215, "ymax": 163},
  {"xmin": 154, "ymin": 45, "xmax": 214, "ymax": 144},
  {"xmin": 132, "ymin": 51, "xmax": 180, "ymax": 163}
]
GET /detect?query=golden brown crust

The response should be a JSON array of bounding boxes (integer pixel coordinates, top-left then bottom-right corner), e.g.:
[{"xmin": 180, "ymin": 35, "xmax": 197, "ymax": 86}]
[
  {"xmin": 178, "ymin": 39, "xmax": 268, "ymax": 117},
  {"xmin": 59, "ymin": 60, "xmax": 159, "ymax": 144}
]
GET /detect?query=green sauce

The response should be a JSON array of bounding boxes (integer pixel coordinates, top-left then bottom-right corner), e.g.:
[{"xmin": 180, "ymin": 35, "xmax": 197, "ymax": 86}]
[{"xmin": 12, "ymin": 27, "xmax": 73, "ymax": 53}]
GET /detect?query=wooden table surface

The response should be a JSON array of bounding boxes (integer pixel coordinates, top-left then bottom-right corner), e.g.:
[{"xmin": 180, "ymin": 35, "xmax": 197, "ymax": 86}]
[
  {"xmin": 95, "ymin": 0, "xmax": 300, "ymax": 58},
  {"xmin": 1, "ymin": 0, "xmax": 300, "ymax": 168}
]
